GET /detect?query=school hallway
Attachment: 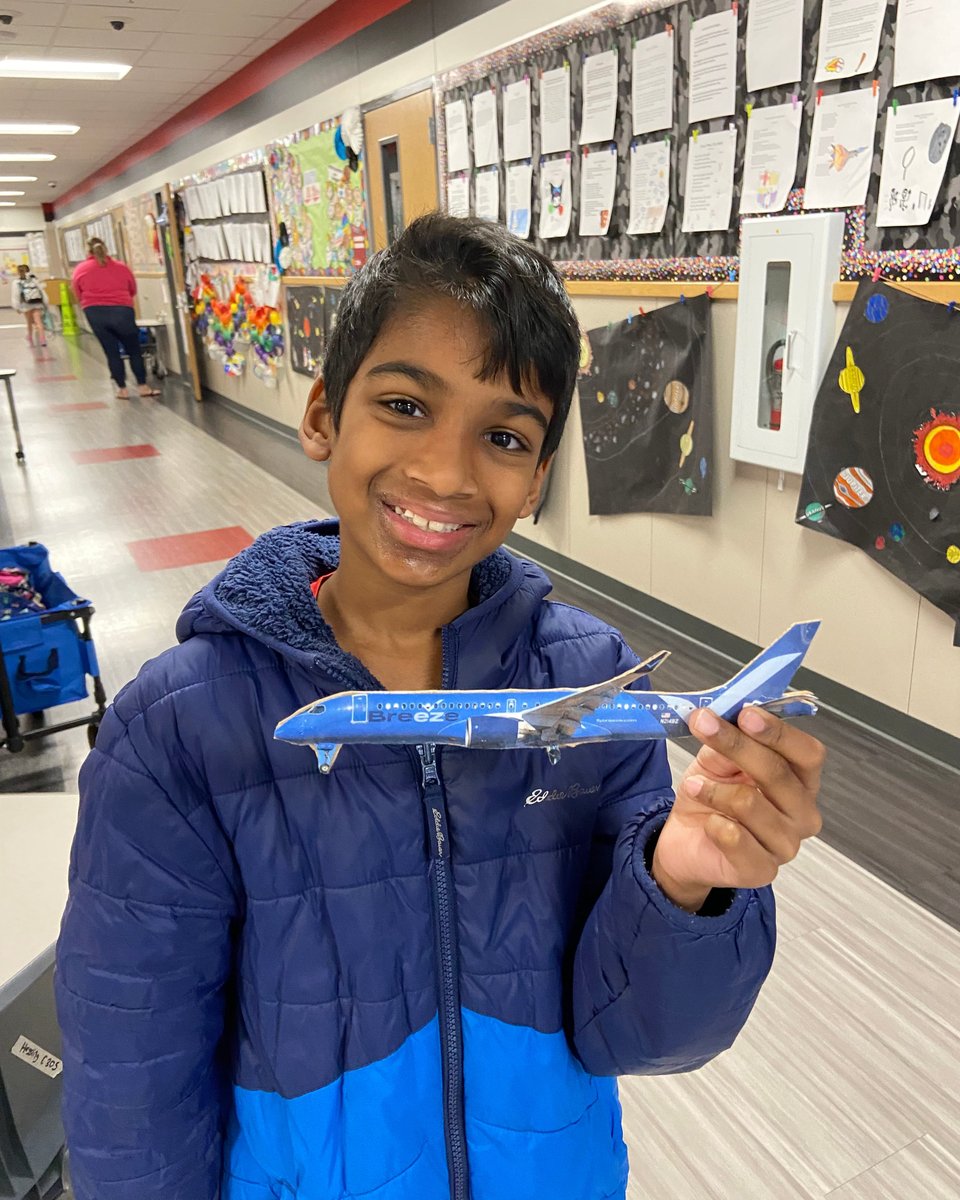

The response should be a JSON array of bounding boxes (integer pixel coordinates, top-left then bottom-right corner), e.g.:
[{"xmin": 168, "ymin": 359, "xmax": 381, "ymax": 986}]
[{"xmin": 2, "ymin": 322, "xmax": 960, "ymax": 1200}]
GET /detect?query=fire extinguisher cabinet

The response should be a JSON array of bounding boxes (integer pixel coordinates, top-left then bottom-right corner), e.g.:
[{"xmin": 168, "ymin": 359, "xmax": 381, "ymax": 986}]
[{"xmin": 730, "ymin": 213, "xmax": 845, "ymax": 474}]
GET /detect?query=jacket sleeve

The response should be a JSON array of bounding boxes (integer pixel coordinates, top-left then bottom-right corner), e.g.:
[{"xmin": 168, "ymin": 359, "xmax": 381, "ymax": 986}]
[
  {"xmin": 570, "ymin": 653, "xmax": 776, "ymax": 1078},
  {"xmin": 125, "ymin": 263, "xmax": 138, "ymax": 299},
  {"xmin": 70, "ymin": 266, "xmax": 84, "ymax": 304},
  {"xmin": 55, "ymin": 692, "xmax": 238, "ymax": 1200}
]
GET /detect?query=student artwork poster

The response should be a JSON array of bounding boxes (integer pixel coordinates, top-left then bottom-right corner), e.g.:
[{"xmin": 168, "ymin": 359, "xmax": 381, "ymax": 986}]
[
  {"xmin": 538, "ymin": 157, "xmax": 572, "ymax": 239},
  {"xmin": 803, "ymin": 87, "xmax": 878, "ymax": 211},
  {"xmin": 631, "ymin": 30, "xmax": 673, "ymax": 137},
  {"xmin": 506, "ymin": 163, "xmax": 532, "ymax": 239},
  {"xmin": 579, "ymin": 145, "xmax": 617, "ymax": 237},
  {"xmin": 628, "ymin": 140, "xmax": 669, "ymax": 235},
  {"xmin": 894, "ymin": 0, "xmax": 960, "ymax": 86},
  {"xmin": 876, "ymin": 98, "xmax": 960, "ymax": 228},
  {"xmin": 687, "ymin": 8, "xmax": 737, "ymax": 125},
  {"xmin": 268, "ymin": 131, "xmax": 368, "ymax": 276},
  {"xmin": 579, "ymin": 294, "xmax": 714, "ymax": 517},
  {"xmin": 741, "ymin": 103, "xmax": 802, "ymax": 214},
  {"xmin": 474, "ymin": 168, "xmax": 500, "ymax": 223},
  {"xmin": 797, "ymin": 281, "xmax": 960, "ymax": 641},
  {"xmin": 746, "ymin": 0, "xmax": 803, "ymax": 93},
  {"xmin": 286, "ymin": 285, "xmax": 326, "ymax": 378},
  {"xmin": 539, "ymin": 66, "xmax": 571, "ymax": 155},
  {"xmin": 682, "ymin": 129, "xmax": 737, "ymax": 233},
  {"xmin": 815, "ymin": 0, "xmax": 886, "ymax": 82}
]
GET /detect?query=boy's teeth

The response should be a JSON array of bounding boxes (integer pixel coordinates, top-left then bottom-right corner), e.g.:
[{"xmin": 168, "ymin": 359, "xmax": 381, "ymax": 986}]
[{"xmin": 393, "ymin": 506, "xmax": 462, "ymax": 533}]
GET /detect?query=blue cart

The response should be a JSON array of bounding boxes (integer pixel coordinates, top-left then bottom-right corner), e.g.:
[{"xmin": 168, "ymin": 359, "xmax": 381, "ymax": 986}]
[{"xmin": 0, "ymin": 543, "xmax": 107, "ymax": 754}]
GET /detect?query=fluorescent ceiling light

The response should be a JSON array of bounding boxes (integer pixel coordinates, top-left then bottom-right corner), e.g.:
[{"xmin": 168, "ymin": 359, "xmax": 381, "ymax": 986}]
[
  {"xmin": 0, "ymin": 175, "xmax": 38, "ymax": 181},
  {"xmin": 0, "ymin": 123, "xmax": 79, "ymax": 135},
  {"xmin": 0, "ymin": 58, "xmax": 131, "ymax": 81},
  {"xmin": 0, "ymin": 190, "xmax": 25, "ymax": 195},
  {"xmin": 0, "ymin": 153, "xmax": 57, "ymax": 162},
  {"xmin": 0, "ymin": 202, "xmax": 16, "ymax": 207}
]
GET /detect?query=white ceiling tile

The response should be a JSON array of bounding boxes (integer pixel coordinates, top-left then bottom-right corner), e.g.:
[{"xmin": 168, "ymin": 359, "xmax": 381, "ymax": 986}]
[
  {"xmin": 0, "ymin": 40, "xmax": 57, "ymax": 57},
  {"xmin": 59, "ymin": 5, "xmax": 180, "ymax": 30},
  {"xmin": 3, "ymin": 2, "xmax": 67, "ymax": 20},
  {"xmin": 291, "ymin": 0, "xmax": 339, "ymax": 19},
  {"xmin": 178, "ymin": 14, "xmax": 273, "ymax": 38},
  {"xmin": 51, "ymin": 27, "xmax": 158, "ymax": 50},
  {"xmin": 149, "ymin": 31, "xmax": 257, "ymax": 54},
  {"xmin": 136, "ymin": 49, "xmax": 232, "ymax": 70},
  {"xmin": 0, "ymin": 28, "xmax": 57, "ymax": 50},
  {"xmin": 120, "ymin": 64, "xmax": 208, "ymax": 83}
]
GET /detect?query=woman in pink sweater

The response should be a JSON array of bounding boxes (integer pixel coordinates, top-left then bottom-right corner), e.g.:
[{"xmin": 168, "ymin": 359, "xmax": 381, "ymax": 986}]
[{"xmin": 71, "ymin": 238, "xmax": 160, "ymax": 398}]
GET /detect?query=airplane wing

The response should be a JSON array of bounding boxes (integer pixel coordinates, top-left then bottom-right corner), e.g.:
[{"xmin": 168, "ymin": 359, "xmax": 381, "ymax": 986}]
[{"xmin": 520, "ymin": 649, "xmax": 670, "ymax": 739}]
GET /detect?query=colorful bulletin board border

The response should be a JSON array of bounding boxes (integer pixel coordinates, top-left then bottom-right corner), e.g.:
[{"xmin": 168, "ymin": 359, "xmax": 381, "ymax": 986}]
[
  {"xmin": 437, "ymin": 0, "xmax": 959, "ymax": 284},
  {"xmin": 265, "ymin": 117, "xmax": 369, "ymax": 278},
  {"xmin": 178, "ymin": 149, "xmax": 265, "ymax": 187}
]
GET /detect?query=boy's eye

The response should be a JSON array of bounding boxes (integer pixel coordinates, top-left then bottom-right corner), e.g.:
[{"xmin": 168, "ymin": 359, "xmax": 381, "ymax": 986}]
[
  {"xmin": 486, "ymin": 430, "xmax": 529, "ymax": 453},
  {"xmin": 382, "ymin": 397, "xmax": 424, "ymax": 418}
]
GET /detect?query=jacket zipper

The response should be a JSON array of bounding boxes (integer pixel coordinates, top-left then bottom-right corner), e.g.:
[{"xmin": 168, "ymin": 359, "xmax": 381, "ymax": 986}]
[{"xmin": 417, "ymin": 741, "xmax": 469, "ymax": 1200}]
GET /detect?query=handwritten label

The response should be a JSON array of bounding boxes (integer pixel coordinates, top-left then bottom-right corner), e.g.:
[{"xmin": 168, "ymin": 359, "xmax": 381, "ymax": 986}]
[{"xmin": 11, "ymin": 1035, "xmax": 62, "ymax": 1078}]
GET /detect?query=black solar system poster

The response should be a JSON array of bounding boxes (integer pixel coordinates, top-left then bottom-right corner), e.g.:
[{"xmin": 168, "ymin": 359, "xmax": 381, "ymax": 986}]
[
  {"xmin": 286, "ymin": 285, "xmax": 326, "ymax": 378},
  {"xmin": 579, "ymin": 293, "xmax": 714, "ymax": 516},
  {"xmin": 797, "ymin": 281, "xmax": 960, "ymax": 644}
]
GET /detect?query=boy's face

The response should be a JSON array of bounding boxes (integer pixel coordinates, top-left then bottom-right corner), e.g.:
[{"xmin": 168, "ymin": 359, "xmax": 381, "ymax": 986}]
[{"xmin": 300, "ymin": 297, "xmax": 553, "ymax": 595}]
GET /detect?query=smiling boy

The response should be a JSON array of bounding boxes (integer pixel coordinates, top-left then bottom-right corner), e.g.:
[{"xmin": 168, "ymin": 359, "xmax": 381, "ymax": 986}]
[{"xmin": 56, "ymin": 215, "xmax": 824, "ymax": 1200}]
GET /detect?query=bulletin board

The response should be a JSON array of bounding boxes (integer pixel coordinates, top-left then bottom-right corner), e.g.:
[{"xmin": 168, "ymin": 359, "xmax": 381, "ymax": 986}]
[
  {"xmin": 266, "ymin": 118, "xmax": 369, "ymax": 277},
  {"xmin": 121, "ymin": 190, "xmax": 164, "ymax": 273},
  {"xmin": 437, "ymin": 0, "xmax": 960, "ymax": 283},
  {"xmin": 59, "ymin": 212, "xmax": 123, "ymax": 266}
]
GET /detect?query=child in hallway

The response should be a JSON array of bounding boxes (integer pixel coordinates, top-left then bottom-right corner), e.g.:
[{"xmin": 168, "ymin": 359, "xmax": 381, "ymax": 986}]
[
  {"xmin": 56, "ymin": 215, "xmax": 825, "ymax": 1200},
  {"xmin": 11, "ymin": 263, "xmax": 47, "ymax": 347}
]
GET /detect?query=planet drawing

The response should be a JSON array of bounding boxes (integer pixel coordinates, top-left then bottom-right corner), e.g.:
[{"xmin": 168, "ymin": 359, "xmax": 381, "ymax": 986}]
[
  {"xmin": 663, "ymin": 380, "xmax": 690, "ymax": 413},
  {"xmin": 913, "ymin": 410, "xmax": 960, "ymax": 490},
  {"xmin": 929, "ymin": 122, "xmax": 952, "ymax": 164},
  {"xmin": 833, "ymin": 466, "xmax": 874, "ymax": 508},
  {"xmin": 864, "ymin": 294, "xmax": 889, "ymax": 324}
]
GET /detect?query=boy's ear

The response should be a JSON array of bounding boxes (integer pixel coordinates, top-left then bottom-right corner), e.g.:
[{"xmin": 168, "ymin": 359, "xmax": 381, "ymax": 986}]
[
  {"xmin": 517, "ymin": 454, "xmax": 552, "ymax": 520},
  {"xmin": 299, "ymin": 377, "xmax": 335, "ymax": 462}
]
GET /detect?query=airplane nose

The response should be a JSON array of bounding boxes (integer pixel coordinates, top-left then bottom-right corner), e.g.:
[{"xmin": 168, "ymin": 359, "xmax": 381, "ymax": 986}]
[{"xmin": 275, "ymin": 712, "xmax": 311, "ymax": 742}]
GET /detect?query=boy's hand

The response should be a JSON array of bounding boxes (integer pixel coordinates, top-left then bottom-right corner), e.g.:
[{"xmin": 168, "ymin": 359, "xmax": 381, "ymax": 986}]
[{"xmin": 651, "ymin": 707, "xmax": 825, "ymax": 912}]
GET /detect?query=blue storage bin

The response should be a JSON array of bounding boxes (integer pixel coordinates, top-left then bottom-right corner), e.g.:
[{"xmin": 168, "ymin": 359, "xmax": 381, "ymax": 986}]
[{"xmin": 0, "ymin": 543, "xmax": 98, "ymax": 717}]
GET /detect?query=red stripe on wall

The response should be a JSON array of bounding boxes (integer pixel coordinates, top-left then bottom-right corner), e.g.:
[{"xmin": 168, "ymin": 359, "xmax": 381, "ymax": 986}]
[{"xmin": 54, "ymin": 0, "xmax": 413, "ymax": 214}]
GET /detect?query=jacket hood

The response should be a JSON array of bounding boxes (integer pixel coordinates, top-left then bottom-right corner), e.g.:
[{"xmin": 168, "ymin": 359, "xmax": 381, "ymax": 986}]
[{"xmin": 176, "ymin": 519, "xmax": 553, "ymax": 690}]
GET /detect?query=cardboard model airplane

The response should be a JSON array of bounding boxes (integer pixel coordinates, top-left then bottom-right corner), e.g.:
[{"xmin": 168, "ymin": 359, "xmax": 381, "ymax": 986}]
[{"xmin": 275, "ymin": 621, "xmax": 820, "ymax": 774}]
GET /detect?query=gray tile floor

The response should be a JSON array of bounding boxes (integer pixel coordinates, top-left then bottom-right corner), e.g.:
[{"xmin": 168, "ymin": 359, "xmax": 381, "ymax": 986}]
[{"xmin": 2, "ymin": 325, "xmax": 959, "ymax": 1198}]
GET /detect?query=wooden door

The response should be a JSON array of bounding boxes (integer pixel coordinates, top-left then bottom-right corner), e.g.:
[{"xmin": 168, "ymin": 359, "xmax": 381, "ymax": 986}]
[
  {"xmin": 363, "ymin": 89, "xmax": 439, "ymax": 252},
  {"xmin": 159, "ymin": 183, "xmax": 202, "ymax": 401}
]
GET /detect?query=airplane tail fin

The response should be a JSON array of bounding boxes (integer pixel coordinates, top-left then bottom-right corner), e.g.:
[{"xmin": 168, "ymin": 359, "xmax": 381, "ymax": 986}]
[{"xmin": 700, "ymin": 621, "xmax": 820, "ymax": 720}]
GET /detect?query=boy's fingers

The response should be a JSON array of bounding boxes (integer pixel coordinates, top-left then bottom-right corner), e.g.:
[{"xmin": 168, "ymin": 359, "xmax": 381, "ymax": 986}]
[
  {"xmin": 684, "ymin": 776, "xmax": 803, "ymax": 863},
  {"xmin": 688, "ymin": 707, "xmax": 825, "ymax": 807},
  {"xmin": 702, "ymin": 813, "xmax": 780, "ymax": 887},
  {"xmin": 693, "ymin": 743, "xmax": 749, "ymax": 781}
]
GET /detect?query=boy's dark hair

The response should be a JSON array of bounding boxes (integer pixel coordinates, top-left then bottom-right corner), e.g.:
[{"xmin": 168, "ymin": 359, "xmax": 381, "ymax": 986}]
[{"xmin": 323, "ymin": 213, "xmax": 581, "ymax": 460}]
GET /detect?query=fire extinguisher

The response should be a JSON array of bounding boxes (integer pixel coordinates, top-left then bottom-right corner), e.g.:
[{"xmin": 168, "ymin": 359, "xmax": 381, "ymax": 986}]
[{"xmin": 765, "ymin": 338, "xmax": 785, "ymax": 431}]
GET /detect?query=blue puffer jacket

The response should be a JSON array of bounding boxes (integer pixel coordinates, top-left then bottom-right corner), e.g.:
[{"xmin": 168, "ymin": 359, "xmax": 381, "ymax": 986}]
[{"xmin": 55, "ymin": 520, "xmax": 776, "ymax": 1200}]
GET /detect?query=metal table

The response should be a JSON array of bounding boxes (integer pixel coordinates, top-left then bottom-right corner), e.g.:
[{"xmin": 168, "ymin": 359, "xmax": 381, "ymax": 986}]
[{"xmin": 0, "ymin": 368, "xmax": 24, "ymax": 464}]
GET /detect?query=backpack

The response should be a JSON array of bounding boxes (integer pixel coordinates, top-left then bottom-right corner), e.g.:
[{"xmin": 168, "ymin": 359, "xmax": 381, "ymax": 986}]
[{"xmin": 19, "ymin": 277, "xmax": 44, "ymax": 304}]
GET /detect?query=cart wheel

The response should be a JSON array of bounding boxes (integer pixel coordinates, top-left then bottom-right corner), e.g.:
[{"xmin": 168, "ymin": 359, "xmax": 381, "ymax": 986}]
[{"xmin": 87, "ymin": 719, "xmax": 101, "ymax": 749}]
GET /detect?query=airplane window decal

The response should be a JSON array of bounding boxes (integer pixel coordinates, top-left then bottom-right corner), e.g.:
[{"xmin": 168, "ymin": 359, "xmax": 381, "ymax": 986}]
[{"xmin": 275, "ymin": 623, "xmax": 820, "ymax": 776}]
